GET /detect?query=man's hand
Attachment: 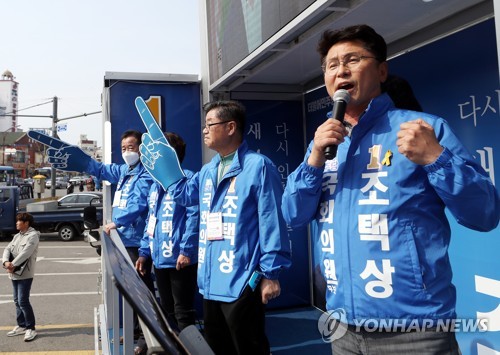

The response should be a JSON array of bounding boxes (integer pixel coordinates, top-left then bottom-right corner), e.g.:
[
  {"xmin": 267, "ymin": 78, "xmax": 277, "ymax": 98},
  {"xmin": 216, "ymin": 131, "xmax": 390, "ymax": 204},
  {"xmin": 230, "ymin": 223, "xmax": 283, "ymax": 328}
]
[
  {"xmin": 135, "ymin": 256, "xmax": 148, "ymax": 276},
  {"xmin": 308, "ymin": 118, "xmax": 348, "ymax": 167},
  {"xmin": 27, "ymin": 131, "xmax": 91, "ymax": 172},
  {"xmin": 397, "ymin": 119, "xmax": 443, "ymax": 165},
  {"xmin": 135, "ymin": 97, "xmax": 185, "ymax": 190},
  {"xmin": 260, "ymin": 278, "xmax": 281, "ymax": 305},
  {"xmin": 176, "ymin": 255, "xmax": 191, "ymax": 271},
  {"xmin": 103, "ymin": 222, "xmax": 116, "ymax": 235}
]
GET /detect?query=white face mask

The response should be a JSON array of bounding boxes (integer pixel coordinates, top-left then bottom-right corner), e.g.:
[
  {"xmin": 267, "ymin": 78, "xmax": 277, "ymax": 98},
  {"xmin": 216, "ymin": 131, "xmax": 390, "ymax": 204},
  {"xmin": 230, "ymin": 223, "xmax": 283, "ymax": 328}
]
[{"xmin": 122, "ymin": 151, "xmax": 140, "ymax": 166}]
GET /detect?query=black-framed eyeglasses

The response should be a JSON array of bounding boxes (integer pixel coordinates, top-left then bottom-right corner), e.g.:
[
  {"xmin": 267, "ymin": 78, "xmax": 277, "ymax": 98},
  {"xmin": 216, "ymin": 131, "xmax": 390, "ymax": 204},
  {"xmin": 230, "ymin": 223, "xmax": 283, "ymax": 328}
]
[
  {"xmin": 321, "ymin": 54, "xmax": 377, "ymax": 76},
  {"xmin": 202, "ymin": 120, "xmax": 234, "ymax": 131}
]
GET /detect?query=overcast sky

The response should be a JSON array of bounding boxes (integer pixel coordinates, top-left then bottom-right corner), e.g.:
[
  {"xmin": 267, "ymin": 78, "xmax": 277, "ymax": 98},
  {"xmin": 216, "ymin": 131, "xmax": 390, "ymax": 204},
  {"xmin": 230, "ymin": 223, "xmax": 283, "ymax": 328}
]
[{"xmin": 2, "ymin": 0, "xmax": 200, "ymax": 146}]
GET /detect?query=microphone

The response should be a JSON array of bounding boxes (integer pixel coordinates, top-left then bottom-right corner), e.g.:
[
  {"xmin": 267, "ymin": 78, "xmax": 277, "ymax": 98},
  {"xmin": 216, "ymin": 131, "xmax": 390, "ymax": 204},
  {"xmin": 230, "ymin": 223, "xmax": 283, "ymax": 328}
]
[{"xmin": 324, "ymin": 89, "xmax": 351, "ymax": 160}]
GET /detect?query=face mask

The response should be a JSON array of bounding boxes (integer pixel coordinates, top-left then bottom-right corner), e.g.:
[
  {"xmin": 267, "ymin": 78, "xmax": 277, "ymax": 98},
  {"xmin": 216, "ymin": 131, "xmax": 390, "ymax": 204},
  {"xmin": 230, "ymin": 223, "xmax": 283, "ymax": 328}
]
[{"xmin": 122, "ymin": 151, "xmax": 140, "ymax": 166}]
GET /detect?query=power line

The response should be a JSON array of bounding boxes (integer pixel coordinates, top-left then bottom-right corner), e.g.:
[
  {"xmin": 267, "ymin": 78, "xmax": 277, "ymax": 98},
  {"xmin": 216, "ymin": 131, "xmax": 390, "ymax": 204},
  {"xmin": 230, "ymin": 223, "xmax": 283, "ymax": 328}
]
[
  {"xmin": 0, "ymin": 99, "xmax": 101, "ymax": 121},
  {"xmin": 59, "ymin": 111, "xmax": 101, "ymax": 121},
  {"xmin": 17, "ymin": 99, "xmax": 54, "ymax": 112},
  {"xmin": 0, "ymin": 99, "xmax": 54, "ymax": 117}
]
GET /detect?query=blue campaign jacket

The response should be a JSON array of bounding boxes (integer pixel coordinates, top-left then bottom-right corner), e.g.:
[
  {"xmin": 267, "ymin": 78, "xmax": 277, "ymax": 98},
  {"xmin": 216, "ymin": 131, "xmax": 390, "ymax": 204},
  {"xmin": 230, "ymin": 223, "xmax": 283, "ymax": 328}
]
[
  {"xmin": 169, "ymin": 141, "xmax": 292, "ymax": 302},
  {"xmin": 139, "ymin": 170, "xmax": 199, "ymax": 268},
  {"xmin": 87, "ymin": 160, "xmax": 153, "ymax": 248},
  {"xmin": 282, "ymin": 94, "xmax": 500, "ymax": 324}
]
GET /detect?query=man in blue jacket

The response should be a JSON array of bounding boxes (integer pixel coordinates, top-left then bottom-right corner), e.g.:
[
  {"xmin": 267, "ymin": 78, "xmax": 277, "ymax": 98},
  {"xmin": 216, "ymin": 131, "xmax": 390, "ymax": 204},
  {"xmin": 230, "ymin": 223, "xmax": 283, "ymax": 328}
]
[
  {"xmin": 282, "ymin": 24, "xmax": 500, "ymax": 354},
  {"xmin": 27, "ymin": 129, "xmax": 154, "ymax": 289},
  {"xmin": 139, "ymin": 100, "xmax": 292, "ymax": 354},
  {"xmin": 86, "ymin": 130, "xmax": 153, "ymax": 286},
  {"xmin": 136, "ymin": 132, "xmax": 199, "ymax": 331}
]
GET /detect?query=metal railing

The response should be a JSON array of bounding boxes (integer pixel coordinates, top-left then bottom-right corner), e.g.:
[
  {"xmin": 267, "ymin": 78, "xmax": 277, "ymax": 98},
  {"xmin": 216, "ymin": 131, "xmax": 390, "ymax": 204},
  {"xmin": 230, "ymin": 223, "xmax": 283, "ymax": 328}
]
[
  {"xmin": 92, "ymin": 228, "xmax": 214, "ymax": 354},
  {"xmin": 95, "ymin": 229, "xmax": 163, "ymax": 355},
  {"xmin": 90, "ymin": 184, "xmax": 213, "ymax": 355}
]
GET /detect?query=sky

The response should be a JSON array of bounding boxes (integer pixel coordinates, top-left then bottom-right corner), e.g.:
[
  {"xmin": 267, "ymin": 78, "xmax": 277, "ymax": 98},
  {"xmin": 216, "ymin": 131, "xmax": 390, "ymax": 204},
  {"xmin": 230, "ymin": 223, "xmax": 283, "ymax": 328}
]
[{"xmin": 2, "ymin": 0, "xmax": 200, "ymax": 147}]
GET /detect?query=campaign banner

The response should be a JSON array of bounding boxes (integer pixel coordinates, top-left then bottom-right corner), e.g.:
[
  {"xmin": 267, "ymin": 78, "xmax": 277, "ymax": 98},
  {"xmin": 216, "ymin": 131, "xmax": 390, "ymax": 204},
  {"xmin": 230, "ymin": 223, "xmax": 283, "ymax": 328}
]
[{"xmin": 241, "ymin": 99, "xmax": 310, "ymax": 309}]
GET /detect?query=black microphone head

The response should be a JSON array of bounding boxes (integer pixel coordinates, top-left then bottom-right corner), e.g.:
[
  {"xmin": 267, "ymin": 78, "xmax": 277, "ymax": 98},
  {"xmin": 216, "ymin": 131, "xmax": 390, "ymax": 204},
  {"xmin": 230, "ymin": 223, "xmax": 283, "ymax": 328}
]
[{"xmin": 333, "ymin": 89, "xmax": 351, "ymax": 103}]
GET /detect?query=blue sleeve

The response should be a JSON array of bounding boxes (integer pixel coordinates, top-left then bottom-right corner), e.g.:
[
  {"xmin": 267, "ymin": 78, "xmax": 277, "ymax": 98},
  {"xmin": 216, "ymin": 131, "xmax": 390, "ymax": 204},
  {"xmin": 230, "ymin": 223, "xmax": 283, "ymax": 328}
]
[
  {"xmin": 257, "ymin": 160, "xmax": 292, "ymax": 280},
  {"xmin": 113, "ymin": 169, "xmax": 153, "ymax": 229},
  {"xmin": 424, "ymin": 120, "xmax": 500, "ymax": 231},
  {"xmin": 86, "ymin": 159, "xmax": 125, "ymax": 184},
  {"xmin": 168, "ymin": 171, "xmax": 200, "ymax": 207},
  {"xmin": 138, "ymin": 230, "xmax": 152, "ymax": 259},
  {"xmin": 138, "ymin": 185, "xmax": 155, "ymax": 259},
  {"xmin": 179, "ymin": 203, "xmax": 199, "ymax": 260},
  {"xmin": 281, "ymin": 142, "xmax": 325, "ymax": 229},
  {"xmin": 178, "ymin": 170, "xmax": 199, "ymax": 260}
]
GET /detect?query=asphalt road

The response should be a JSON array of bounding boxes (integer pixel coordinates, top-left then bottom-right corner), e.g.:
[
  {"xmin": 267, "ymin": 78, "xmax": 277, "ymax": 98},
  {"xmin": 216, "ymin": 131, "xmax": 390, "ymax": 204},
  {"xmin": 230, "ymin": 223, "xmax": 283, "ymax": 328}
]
[{"xmin": 0, "ymin": 238, "xmax": 102, "ymax": 354}]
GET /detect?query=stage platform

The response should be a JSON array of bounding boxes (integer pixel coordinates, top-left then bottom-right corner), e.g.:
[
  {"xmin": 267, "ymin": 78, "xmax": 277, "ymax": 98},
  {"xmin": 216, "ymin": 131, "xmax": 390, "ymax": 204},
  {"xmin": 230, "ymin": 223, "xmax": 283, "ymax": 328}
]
[{"xmin": 266, "ymin": 306, "xmax": 331, "ymax": 355}]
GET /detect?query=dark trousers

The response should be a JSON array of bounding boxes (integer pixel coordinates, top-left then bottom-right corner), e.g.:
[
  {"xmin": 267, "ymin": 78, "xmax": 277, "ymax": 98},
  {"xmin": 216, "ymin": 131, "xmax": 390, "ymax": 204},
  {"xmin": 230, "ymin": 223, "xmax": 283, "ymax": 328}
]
[
  {"xmin": 12, "ymin": 278, "xmax": 36, "ymax": 330},
  {"xmin": 154, "ymin": 263, "xmax": 198, "ymax": 331},
  {"xmin": 203, "ymin": 286, "xmax": 270, "ymax": 355},
  {"xmin": 332, "ymin": 326, "xmax": 461, "ymax": 355}
]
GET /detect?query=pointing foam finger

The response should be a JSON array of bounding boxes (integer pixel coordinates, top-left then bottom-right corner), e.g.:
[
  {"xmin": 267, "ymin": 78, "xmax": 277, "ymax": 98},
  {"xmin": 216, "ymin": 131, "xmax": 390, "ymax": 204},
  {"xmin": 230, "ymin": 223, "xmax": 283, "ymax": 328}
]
[
  {"xmin": 28, "ymin": 130, "xmax": 69, "ymax": 149},
  {"xmin": 135, "ymin": 97, "xmax": 169, "ymax": 145}
]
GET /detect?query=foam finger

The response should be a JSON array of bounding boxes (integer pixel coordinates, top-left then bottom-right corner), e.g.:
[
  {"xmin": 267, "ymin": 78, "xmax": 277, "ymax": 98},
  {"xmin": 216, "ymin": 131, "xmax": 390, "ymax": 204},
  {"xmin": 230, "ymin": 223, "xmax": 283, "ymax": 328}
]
[
  {"xmin": 139, "ymin": 144, "xmax": 153, "ymax": 158},
  {"xmin": 135, "ymin": 97, "xmax": 169, "ymax": 145},
  {"xmin": 28, "ymin": 130, "xmax": 69, "ymax": 149},
  {"xmin": 140, "ymin": 155, "xmax": 154, "ymax": 171},
  {"xmin": 141, "ymin": 133, "xmax": 156, "ymax": 150}
]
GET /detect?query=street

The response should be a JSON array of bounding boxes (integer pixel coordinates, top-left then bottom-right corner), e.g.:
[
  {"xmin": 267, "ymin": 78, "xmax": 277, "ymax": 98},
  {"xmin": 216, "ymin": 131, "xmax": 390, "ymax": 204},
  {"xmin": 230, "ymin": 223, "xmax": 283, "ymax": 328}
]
[{"xmin": 0, "ymin": 239, "xmax": 101, "ymax": 354}]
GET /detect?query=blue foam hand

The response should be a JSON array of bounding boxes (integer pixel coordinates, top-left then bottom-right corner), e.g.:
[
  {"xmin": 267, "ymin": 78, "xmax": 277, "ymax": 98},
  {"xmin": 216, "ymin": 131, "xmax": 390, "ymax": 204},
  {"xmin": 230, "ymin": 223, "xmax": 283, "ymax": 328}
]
[
  {"xmin": 135, "ymin": 97, "xmax": 185, "ymax": 190},
  {"xmin": 140, "ymin": 133, "xmax": 185, "ymax": 190},
  {"xmin": 28, "ymin": 130, "xmax": 91, "ymax": 172},
  {"xmin": 46, "ymin": 146, "xmax": 91, "ymax": 172}
]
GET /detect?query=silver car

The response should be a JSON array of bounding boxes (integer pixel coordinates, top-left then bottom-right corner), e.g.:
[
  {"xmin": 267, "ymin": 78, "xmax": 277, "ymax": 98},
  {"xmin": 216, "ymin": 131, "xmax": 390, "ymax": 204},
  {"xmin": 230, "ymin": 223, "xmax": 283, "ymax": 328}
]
[{"xmin": 58, "ymin": 192, "xmax": 103, "ymax": 209}]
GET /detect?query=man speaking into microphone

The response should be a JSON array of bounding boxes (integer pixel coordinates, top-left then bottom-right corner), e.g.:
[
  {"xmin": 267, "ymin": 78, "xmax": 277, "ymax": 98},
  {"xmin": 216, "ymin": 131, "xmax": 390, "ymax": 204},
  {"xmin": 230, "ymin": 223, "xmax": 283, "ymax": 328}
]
[{"xmin": 281, "ymin": 24, "xmax": 499, "ymax": 355}]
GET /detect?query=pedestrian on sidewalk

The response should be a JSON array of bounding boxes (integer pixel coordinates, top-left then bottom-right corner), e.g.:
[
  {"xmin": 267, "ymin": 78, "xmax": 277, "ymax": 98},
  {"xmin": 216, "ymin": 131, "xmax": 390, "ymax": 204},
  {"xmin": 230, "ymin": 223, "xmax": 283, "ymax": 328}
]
[{"xmin": 2, "ymin": 212, "xmax": 40, "ymax": 342}]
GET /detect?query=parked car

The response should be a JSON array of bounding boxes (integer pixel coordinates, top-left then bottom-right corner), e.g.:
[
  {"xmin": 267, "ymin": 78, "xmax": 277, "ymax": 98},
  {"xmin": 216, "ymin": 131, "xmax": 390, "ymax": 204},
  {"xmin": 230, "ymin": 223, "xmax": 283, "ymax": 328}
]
[
  {"xmin": 14, "ymin": 178, "xmax": 25, "ymax": 186},
  {"xmin": 58, "ymin": 192, "xmax": 103, "ymax": 209},
  {"xmin": 69, "ymin": 176, "xmax": 90, "ymax": 185},
  {"xmin": 57, "ymin": 175, "xmax": 69, "ymax": 183},
  {"xmin": 45, "ymin": 179, "xmax": 64, "ymax": 189}
]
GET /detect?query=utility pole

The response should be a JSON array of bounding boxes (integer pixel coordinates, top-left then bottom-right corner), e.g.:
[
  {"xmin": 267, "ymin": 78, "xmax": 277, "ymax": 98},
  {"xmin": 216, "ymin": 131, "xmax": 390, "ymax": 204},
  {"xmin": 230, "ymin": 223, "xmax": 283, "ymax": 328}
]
[
  {"xmin": 1, "ymin": 97, "xmax": 101, "ymax": 197},
  {"xmin": 51, "ymin": 96, "xmax": 58, "ymax": 197}
]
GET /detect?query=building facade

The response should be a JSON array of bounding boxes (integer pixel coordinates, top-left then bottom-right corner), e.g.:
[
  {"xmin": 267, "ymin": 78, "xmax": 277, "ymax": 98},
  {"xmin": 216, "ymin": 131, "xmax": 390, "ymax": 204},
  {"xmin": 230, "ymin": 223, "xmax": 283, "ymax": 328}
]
[{"xmin": 0, "ymin": 70, "xmax": 19, "ymax": 133}]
